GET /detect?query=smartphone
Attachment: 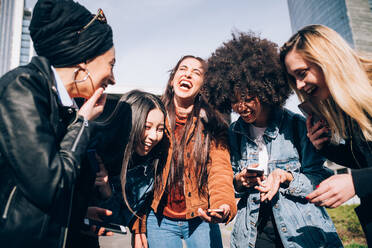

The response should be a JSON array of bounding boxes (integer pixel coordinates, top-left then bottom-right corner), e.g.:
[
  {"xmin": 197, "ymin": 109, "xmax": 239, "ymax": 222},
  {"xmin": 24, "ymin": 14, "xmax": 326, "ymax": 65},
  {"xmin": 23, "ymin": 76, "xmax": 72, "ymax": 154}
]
[
  {"xmin": 207, "ymin": 209, "xmax": 224, "ymax": 214},
  {"xmin": 298, "ymin": 101, "xmax": 331, "ymax": 138},
  {"xmin": 298, "ymin": 101, "xmax": 323, "ymax": 124},
  {"xmin": 246, "ymin": 167, "xmax": 264, "ymax": 176},
  {"xmin": 87, "ymin": 149, "xmax": 100, "ymax": 173},
  {"xmin": 84, "ymin": 218, "xmax": 127, "ymax": 235}
]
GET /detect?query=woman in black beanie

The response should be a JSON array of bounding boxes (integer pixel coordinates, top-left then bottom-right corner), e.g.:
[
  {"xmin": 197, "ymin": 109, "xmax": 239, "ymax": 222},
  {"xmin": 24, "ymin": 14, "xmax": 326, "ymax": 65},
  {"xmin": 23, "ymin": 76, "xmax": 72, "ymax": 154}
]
[{"xmin": 0, "ymin": 0, "xmax": 115, "ymax": 247}]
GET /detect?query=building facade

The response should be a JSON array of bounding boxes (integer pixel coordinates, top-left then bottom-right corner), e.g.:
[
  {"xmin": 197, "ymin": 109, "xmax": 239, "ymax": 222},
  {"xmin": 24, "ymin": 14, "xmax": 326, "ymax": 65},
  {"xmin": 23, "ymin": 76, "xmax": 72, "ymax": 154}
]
[
  {"xmin": 0, "ymin": 0, "xmax": 33, "ymax": 76},
  {"xmin": 287, "ymin": 0, "xmax": 372, "ymax": 54}
]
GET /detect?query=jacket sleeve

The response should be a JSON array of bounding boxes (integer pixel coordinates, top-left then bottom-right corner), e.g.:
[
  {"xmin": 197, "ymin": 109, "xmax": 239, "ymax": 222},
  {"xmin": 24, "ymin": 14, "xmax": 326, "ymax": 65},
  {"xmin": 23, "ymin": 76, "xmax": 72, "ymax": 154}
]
[
  {"xmin": 319, "ymin": 130, "xmax": 372, "ymax": 197},
  {"xmin": 351, "ymin": 167, "xmax": 372, "ymax": 198},
  {"xmin": 318, "ymin": 141, "xmax": 360, "ymax": 168},
  {"xmin": 130, "ymin": 214, "xmax": 147, "ymax": 234},
  {"xmin": 207, "ymin": 140, "xmax": 237, "ymax": 223},
  {"xmin": 282, "ymin": 115, "xmax": 333, "ymax": 198},
  {"xmin": 228, "ymin": 123, "xmax": 248, "ymax": 198},
  {"xmin": 0, "ymin": 70, "xmax": 91, "ymax": 212}
]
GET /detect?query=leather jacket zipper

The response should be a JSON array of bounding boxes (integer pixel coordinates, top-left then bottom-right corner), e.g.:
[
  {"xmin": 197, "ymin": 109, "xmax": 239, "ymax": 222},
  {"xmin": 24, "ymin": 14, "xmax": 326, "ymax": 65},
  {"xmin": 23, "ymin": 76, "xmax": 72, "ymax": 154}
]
[
  {"xmin": 61, "ymin": 182, "xmax": 76, "ymax": 248},
  {"xmin": 71, "ymin": 119, "xmax": 88, "ymax": 152},
  {"xmin": 2, "ymin": 186, "xmax": 17, "ymax": 219}
]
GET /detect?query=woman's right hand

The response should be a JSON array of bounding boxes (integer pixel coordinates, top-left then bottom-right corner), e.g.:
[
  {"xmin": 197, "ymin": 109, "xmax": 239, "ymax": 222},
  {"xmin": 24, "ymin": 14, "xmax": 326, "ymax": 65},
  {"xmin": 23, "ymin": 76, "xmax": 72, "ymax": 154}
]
[
  {"xmin": 78, "ymin": 87, "xmax": 107, "ymax": 121},
  {"xmin": 306, "ymin": 116, "xmax": 330, "ymax": 150},
  {"xmin": 234, "ymin": 164, "xmax": 264, "ymax": 190},
  {"xmin": 132, "ymin": 233, "xmax": 148, "ymax": 248}
]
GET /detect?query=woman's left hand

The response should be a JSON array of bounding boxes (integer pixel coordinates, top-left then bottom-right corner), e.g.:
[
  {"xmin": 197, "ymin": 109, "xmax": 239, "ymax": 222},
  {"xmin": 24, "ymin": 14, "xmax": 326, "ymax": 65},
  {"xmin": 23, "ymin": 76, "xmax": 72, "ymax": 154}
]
[
  {"xmin": 198, "ymin": 204, "xmax": 230, "ymax": 223},
  {"xmin": 83, "ymin": 206, "xmax": 114, "ymax": 237},
  {"xmin": 306, "ymin": 174, "xmax": 355, "ymax": 208},
  {"xmin": 255, "ymin": 169, "xmax": 293, "ymax": 202}
]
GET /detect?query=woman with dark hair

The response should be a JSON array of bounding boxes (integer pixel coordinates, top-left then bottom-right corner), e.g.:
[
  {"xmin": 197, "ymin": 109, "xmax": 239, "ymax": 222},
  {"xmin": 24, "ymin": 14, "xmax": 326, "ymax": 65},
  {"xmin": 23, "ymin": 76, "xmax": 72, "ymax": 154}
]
[
  {"xmin": 90, "ymin": 90, "xmax": 167, "ymax": 248},
  {"xmin": 204, "ymin": 32, "xmax": 342, "ymax": 248},
  {"xmin": 280, "ymin": 24, "xmax": 372, "ymax": 245},
  {"xmin": 120, "ymin": 90, "xmax": 167, "ymax": 248},
  {"xmin": 136, "ymin": 56, "xmax": 237, "ymax": 248},
  {"xmin": 0, "ymin": 0, "xmax": 115, "ymax": 247}
]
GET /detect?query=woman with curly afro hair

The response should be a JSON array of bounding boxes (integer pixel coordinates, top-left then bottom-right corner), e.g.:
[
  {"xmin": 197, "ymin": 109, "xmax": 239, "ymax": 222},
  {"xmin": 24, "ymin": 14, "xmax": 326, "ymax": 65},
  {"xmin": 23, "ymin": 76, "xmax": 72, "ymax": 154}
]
[{"xmin": 204, "ymin": 32, "xmax": 342, "ymax": 248}]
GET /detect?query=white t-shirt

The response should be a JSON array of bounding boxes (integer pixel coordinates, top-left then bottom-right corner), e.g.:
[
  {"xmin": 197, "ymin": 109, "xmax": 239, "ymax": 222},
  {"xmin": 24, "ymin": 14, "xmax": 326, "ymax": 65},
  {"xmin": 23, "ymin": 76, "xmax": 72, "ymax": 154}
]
[{"xmin": 249, "ymin": 125, "xmax": 268, "ymax": 175}]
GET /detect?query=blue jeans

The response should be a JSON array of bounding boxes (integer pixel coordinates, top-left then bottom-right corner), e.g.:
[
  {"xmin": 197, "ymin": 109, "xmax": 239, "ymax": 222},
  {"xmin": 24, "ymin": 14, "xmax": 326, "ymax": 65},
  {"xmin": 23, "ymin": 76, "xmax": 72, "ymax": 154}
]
[{"xmin": 147, "ymin": 210, "xmax": 223, "ymax": 248}]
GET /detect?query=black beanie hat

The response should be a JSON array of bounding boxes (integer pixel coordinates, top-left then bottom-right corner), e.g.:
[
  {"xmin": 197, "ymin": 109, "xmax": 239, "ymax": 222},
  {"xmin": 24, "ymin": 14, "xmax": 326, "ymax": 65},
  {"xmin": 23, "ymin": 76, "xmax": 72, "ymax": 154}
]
[{"xmin": 29, "ymin": 0, "xmax": 113, "ymax": 67}]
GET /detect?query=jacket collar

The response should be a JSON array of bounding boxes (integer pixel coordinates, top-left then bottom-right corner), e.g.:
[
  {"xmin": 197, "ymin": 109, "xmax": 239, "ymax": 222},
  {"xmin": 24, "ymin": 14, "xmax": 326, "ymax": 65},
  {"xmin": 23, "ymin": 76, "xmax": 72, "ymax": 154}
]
[
  {"xmin": 231, "ymin": 107, "xmax": 284, "ymax": 141},
  {"xmin": 51, "ymin": 66, "xmax": 75, "ymax": 107},
  {"xmin": 30, "ymin": 56, "xmax": 75, "ymax": 108},
  {"xmin": 30, "ymin": 56, "xmax": 56, "ymax": 88}
]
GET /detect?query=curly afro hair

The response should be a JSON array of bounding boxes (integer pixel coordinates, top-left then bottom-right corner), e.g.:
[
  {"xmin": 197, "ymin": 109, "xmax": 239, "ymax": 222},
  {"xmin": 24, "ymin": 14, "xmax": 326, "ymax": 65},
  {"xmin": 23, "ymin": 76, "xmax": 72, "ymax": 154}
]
[{"xmin": 203, "ymin": 31, "xmax": 291, "ymax": 115}]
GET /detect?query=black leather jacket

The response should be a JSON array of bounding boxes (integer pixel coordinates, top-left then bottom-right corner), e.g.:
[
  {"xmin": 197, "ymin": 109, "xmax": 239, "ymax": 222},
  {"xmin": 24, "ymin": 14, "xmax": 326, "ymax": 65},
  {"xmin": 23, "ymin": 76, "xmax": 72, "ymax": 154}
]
[{"xmin": 0, "ymin": 57, "xmax": 91, "ymax": 248}]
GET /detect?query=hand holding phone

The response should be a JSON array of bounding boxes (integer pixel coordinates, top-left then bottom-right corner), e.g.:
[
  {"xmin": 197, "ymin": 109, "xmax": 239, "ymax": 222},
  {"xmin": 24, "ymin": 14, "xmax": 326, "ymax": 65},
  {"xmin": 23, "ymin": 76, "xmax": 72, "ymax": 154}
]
[
  {"xmin": 207, "ymin": 209, "xmax": 224, "ymax": 214},
  {"xmin": 235, "ymin": 165, "xmax": 264, "ymax": 190},
  {"xmin": 84, "ymin": 218, "xmax": 127, "ymax": 235},
  {"xmin": 245, "ymin": 167, "xmax": 264, "ymax": 176},
  {"xmin": 199, "ymin": 204, "xmax": 230, "ymax": 223},
  {"xmin": 299, "ymin": 101, "xmax": 331, "ymax": 149},
  {"xmin": 298, "ymin": 101, "xmax": 324, "ymax": 124}
]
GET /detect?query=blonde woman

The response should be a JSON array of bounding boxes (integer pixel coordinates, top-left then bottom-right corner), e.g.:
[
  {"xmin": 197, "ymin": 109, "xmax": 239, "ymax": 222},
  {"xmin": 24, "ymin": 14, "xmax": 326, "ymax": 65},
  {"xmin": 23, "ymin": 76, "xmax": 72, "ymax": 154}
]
[{"xmin": 280, "ymin": 24, "xmax": 372, "ymax": 245}]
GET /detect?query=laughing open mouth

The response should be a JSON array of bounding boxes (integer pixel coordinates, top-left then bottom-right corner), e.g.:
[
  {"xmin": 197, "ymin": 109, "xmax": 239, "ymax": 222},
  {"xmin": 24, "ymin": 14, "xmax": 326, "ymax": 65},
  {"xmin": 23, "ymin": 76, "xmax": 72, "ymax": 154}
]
[
  {"xmin": 142, "ymin": 141, "xmax": 152, "ymax": 149},
  {"xmin": 179, "ymin": 80, "xmax": 193, "ymax": 90},
  {"xmin": 241, "ymin": 111, "xmax": 253, "ymax": 118},
  {"xmin": 304, "ymin": 85, "xmax": 317, "ymax": 95}
]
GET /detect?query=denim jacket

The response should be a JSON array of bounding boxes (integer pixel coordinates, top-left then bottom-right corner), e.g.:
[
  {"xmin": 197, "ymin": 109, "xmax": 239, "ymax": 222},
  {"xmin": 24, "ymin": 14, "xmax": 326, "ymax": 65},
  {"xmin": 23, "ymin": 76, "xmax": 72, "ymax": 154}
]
[
  {"xmin": 98, "ymin": 153, "xmax": 157, "ymax": 227},
  {"xmin": 229, "ymin": 108, "xmax": 343, "ymax": 248}
]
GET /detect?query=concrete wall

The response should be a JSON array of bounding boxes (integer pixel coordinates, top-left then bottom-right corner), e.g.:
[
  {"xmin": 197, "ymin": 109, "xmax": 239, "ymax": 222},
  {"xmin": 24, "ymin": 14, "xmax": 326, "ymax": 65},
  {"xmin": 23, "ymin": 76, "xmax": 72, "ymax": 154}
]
[{"xmin": 345, "ymin": 0, "xmax": 372, "ymax": 53}]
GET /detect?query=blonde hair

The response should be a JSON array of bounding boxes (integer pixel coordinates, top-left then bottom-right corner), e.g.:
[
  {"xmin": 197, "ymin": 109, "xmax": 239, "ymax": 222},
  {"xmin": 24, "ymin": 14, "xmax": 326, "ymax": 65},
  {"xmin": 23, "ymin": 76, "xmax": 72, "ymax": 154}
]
[{"xmin": 280, "ymin": 24, "xmax": 372, "ymax": 142}]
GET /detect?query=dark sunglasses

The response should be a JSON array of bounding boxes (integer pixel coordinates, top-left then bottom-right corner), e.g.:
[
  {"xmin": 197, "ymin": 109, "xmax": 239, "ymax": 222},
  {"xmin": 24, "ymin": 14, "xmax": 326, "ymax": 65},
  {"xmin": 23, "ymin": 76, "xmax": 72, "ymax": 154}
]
[{"xmin": 78, "ymin": 8, "xmax": 107, "ymax": 34}]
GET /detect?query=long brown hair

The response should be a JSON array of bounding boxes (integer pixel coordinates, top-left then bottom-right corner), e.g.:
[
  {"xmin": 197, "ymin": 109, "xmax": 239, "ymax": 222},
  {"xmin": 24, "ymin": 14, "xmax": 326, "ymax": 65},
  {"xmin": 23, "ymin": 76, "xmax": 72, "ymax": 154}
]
[{"xmin": 162, "ymin": 55, "xmax": 229, "ymax": 196}]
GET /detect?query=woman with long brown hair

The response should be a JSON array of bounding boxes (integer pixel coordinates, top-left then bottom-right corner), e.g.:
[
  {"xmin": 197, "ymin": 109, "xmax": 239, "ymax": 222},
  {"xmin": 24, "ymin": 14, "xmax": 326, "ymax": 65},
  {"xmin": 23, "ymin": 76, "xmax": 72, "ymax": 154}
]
[{"xmin": 135, "ymin": 55, "xmax": 237, "ymax": 248}]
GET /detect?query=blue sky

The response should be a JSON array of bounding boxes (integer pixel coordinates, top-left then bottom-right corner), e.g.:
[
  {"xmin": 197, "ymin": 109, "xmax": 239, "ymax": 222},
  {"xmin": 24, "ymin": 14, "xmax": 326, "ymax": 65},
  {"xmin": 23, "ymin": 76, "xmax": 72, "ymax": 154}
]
[{"xmin": 27, "ymin": 0, "xmax": 301, "ymax": 113}]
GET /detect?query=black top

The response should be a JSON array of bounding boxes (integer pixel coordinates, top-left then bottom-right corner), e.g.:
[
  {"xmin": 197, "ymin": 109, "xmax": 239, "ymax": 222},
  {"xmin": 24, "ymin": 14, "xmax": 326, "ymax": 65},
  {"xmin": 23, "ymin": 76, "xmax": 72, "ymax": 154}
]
[
  {"xmin": 319, "ymin": 124, "xmax": 372, "ymax": 198},
  {"xmin": 319, "ymin": 122, "xmax": 372, "ymax": 245}
]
